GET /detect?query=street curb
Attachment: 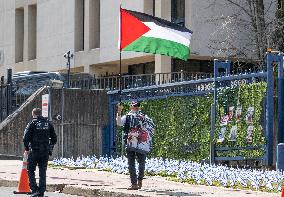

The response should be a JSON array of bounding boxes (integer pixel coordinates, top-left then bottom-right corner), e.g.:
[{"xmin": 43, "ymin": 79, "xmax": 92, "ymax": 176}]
[
  {"xmin": 0, "ymin": 179, "xmax": 18, "ymax": 188},
  {"xmin": 62, "ymin": 186, "xmax": 144, "ymax": 197},
  {"xmin": 0, "ymin": 154, "xmax": 22, "ymax": 160},
  {"xmin": 0, "ymin": 178, "xmax": 144, "ymax": 197}
]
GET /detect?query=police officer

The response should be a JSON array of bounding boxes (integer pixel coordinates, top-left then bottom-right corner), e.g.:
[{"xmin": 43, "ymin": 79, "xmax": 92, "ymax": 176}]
[{"xmin": 23, "ymin": 108, "xmax": 57, "ymax": 197}]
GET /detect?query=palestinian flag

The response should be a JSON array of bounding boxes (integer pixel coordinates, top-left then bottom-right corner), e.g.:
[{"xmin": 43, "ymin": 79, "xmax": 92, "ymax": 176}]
[{"xmin": 120, "ymin": 8, "xmax": 192, "ymax": 61}]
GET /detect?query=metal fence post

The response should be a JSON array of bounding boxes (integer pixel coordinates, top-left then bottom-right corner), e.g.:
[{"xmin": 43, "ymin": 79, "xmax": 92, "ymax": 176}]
[
  {"xmin": 0, "ymin": 76, "xmax": 3, "ymax": 121},
  {"xmin": 6, "ymin": 69, "xmax": 12, "ymax": 117},
  {"xmin": 108, "ymin": 96, "xmax": 115, "ymax": 156},
  {"xmin": 210, "ymin": 103, "xmax": 215, "ymax": 165},
  {"xmin": 48, "ymin": 87, "xmax": 52, "ymax": 121},
  {"xmin": 278, "ymin": 53, "xmax": 284, "ymax": 144},
  {"xmin": 211, "ymin": 59, "xmax": 231, "ymax": 165},
  {"xmin": 265, "ymin": 53, "xmax": 274, "ymax": 166},
  {"xmin": 60, "ymin": 88, "xmax": 65, "ymax": 158},
  {"xmin": 210, "ymin": 59, "xmax": 219, "ymax": 165}
]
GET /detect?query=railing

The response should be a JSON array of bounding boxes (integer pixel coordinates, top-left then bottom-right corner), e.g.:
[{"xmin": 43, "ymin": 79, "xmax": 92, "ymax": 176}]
[
  {"xmin": 94, "ymin": 72, "xmax": 214, "ymax": 90},
  {"xmin": 0, "ymin": 71, "xmax": 213, "ymax": 122}
]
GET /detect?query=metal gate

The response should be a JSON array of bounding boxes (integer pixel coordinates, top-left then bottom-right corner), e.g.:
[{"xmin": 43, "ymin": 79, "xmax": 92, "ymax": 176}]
[{"xmin": 106, "ymin": 52, "xmax": 283, "ymax": 167}]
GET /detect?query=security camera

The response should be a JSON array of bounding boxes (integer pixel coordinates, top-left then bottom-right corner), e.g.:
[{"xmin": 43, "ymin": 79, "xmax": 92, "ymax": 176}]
[
  {"xmin": 63, "ymin": 51, "xmax": 74, "ymax": 59},
  {"xmin": 63, "ymin": 51, "xmax": 70, "ymax": 58}
]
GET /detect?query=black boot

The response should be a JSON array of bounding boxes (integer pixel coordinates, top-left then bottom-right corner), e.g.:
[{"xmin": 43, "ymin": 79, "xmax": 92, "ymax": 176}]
[{"xmin": 30, "ymin": 191, "xmax": 40, "ymax": 197}]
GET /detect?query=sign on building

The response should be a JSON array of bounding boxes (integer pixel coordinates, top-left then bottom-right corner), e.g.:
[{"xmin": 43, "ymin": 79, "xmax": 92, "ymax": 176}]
[{"xmin": 42, "ymin": 94, "xmax": 49, "ymax": 117}]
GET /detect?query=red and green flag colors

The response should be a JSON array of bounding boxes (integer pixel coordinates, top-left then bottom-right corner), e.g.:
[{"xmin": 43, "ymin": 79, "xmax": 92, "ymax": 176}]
[{"xmin": 120, "ymin": 8, "xmax": 193, "ymax": 61}]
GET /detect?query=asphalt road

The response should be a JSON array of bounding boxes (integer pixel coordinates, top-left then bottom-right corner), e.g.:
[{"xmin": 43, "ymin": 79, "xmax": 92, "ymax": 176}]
[{"xmin": 0, "ymin": 187, "xmax": 82, "ymax": 197}]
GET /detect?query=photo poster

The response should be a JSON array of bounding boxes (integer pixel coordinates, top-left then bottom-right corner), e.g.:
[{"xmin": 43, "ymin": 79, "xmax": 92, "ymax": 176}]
[
  {"xmin": 245, "ymin": 107, "xmax": 254, "ymax": 124},
  {"xmin": 220, "ymin": 105, "xmax": 239, "ymax": 125},
  {"xmin": 217, "ymin": 127, "xmax": 227, "ymax": 143},
  {"xmin": 229, "ymin": 125, "xmax": 237, "ymax": 142},
  {"xmin": 228, "ymin": 106, "xmax": 234, "ymax": 122},
  {"xmin": 220, "ymin": 115, "xmax": 229, "ymax": 126},
  {"xmin": 235, "ymin": 106, "xmax": 242, "ymax": 122},
  {"xmin": 246, "ymin": 125, "xmax": 254, "ymax": 143}
]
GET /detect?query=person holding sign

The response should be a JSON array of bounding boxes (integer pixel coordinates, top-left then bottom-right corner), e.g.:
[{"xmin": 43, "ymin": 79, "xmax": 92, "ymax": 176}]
[{"xmin": 117, "ymin": 101, "xmax": 154, "ymax": 190}]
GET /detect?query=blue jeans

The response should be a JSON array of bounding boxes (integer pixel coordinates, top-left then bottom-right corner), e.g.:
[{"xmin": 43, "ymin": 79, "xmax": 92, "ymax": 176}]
[{"xmin": 126, "ymin": 150, "xmax": 146, "ymax": 185}]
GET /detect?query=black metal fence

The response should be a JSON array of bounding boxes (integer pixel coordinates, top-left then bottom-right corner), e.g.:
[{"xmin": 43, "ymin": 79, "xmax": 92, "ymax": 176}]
[
  {"xmin": 0, "ymin": 70, "xmax": 59, "ymax": 122},
  {"xmin": 0, "ymin": 70, "xmax": 12, "ymax": 122},
  {"xmin": 94, "ymin": 71, "xmax": 214, "ymax": 90},
  {"xmin": 1, "ymin": 64, "xmax": 264, "ymax": 123},
  {"xmin": 0, "ymin": 70, "xmax": 214, "ymax": 123}
]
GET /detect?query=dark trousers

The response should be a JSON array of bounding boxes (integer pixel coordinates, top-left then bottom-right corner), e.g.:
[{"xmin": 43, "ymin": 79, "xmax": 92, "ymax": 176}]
[
  {"xmin": 126, "ymin": 150, "xmax": 146, "ymax": 185},
  {"xmin": 27, "ymin": 150, "xmax": 49, "ymax": 194}
]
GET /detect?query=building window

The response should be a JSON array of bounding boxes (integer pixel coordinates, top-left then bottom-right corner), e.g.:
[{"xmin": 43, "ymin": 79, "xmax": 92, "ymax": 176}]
[
  {"xmin": 15, "ymin": 8, "xmax": 24, "ymax": 63},
  {"xmin": 128, "ymin": 62, "xmax": 155, "ymax": 75},
  {"xmin": 278, "ymin": 0, "xmax": 282, "ymax": 9},
  {"xmin": 172, "ymin": 59, "xmax": 214, "ymax": 73},
  {"xmin": 75, "ymin": 0, "xmax": 85, "ymax": 52},
  {"xmin": 89, "ymin": 0, "xmax": 100, "ymax": 49},
  {"xmin": 28, "ymin": 4, "xmax": 37, "ymax": 60},
  {"xmin": 171, "ymin": 0, "xmax": 185, "ymax": 26}
]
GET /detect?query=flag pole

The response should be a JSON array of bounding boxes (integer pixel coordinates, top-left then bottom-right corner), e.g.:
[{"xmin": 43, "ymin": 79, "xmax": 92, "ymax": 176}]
[
  {"xmin": 119, "ymin": 51, "xmax": 122, "ymax": 102},
  {"xmin": 119, "ymin": 3, "xmax": 122, "ymax": 103},
  {"xmin": 119, "ymin": 2, "xmax": 123, "ymax": 157}
]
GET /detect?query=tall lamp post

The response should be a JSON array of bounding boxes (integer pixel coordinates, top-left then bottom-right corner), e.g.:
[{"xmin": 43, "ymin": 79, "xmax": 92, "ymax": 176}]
[{"xmin": 63, "ymin": 51, "xmax": 73, "ymax": 88}]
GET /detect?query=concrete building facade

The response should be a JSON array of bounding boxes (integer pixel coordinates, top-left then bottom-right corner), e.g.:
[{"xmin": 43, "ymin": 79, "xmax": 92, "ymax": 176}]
[{"xmin": 0, "ymin": 0, "xmax": 278, "ymax": 78}]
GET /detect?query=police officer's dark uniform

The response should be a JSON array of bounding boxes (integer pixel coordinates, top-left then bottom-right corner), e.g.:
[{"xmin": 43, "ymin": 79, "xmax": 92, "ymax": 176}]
[{"xmin": 23, "ymin": 110, "xmax": 57, "ymax": 197}]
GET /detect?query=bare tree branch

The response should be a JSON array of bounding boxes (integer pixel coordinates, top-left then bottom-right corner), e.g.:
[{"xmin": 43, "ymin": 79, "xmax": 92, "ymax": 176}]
[{"xmin": 206, "ymin": 0, "xmax": 277, "ymax": 61}]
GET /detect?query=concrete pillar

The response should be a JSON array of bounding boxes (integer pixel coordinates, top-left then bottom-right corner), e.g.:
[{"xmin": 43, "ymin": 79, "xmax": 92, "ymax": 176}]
[
  {"xmin": 144, "ymin": 0, "xmax": 154, "ymax": 15},
  {"xmin": 84, "ymin": 0, "xmax": 90, "ymax": 51},
  {"xmin": 154, "ymin": 0, "xmax": 171, "ymax": 76},
  {"xmin": 185, "ymin": 0, "xmax": 193, "ymax": 29}
]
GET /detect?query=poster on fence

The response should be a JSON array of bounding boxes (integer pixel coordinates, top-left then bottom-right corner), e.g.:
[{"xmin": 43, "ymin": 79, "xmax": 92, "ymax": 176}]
[
  {"xmin": 235, "ymin": 106, "xmax": 242, "ymax": 122},
  {"xmin": 42, "ymin": 94, "xmax": 49, "ymax": 118},
  {"xmin": 229, "ymin": 125, "xmax": 237, "ymax": 142},
  {"xmin": 221, "ymin": 115, "xmax": 229, "ymax": 126},
  {"xmin": 246, "ymin": 125, "xmax": 254, "ymax": 143},
  {"xmin": 217, "ymin": 127, "xmax": 227, "ymax": 143},
  {"xmin": 246, "ymin": 107, "xmax": 254, "ymax": 124},
  {"xmin": 228, "ymin": 106, "xmax": 234, "ymax": 122}
]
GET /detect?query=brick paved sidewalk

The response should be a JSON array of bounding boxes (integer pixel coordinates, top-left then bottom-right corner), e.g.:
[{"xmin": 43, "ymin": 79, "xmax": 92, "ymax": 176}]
[{"xmin": 0, "ymin": 160, "xmax": 280, "ymax": 197}]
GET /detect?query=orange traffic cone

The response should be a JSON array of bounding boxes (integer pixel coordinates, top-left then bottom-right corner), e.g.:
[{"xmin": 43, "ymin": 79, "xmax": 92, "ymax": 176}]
[
  {"xmin": 282, "ymin": 186, "xmax": 284, "ymax": 197},
  {"xmin": 13, "ymin": 152, "xmax": 31, "ymax": 194}
]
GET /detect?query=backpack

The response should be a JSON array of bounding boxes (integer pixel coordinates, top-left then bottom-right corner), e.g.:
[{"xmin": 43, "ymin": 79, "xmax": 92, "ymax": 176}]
[{"xmin": 124, "ymin": 111, "xmax": 154, "ymax": 154}]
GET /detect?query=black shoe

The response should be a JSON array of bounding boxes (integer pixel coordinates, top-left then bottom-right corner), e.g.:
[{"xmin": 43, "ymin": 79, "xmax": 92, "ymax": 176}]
[
  {"xmin": 38, "ymin": 194, "xmax": 44, "ymax": 197},
  {"xmin": 127, "ymin": 184, "xmax": 139, "ymax": 190},
  {"xmin": 30, "ymin": 191, "xmax": 40, "ymax": 197},
  {"xmin": 138, "ymin": 180, "xmax": 142, "ymax": 189}
]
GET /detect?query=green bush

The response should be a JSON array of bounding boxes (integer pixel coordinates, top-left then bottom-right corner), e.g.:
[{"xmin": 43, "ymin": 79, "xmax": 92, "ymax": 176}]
[{"xmin": 116, "ymin": 82, "xmax": 267, "ymax": 161}]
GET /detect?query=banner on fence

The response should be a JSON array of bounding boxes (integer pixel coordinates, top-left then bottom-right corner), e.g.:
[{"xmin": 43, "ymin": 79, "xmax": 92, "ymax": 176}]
[{"xmin": 42, "ymin": 94, "xmax": 49, "ymax": 117}]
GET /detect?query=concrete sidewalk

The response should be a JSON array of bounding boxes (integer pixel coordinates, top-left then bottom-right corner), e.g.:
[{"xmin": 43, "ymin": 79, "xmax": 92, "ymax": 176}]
[{"xmin": 0, "ymin": 160, "xmax": 280, "ymax": 197}]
